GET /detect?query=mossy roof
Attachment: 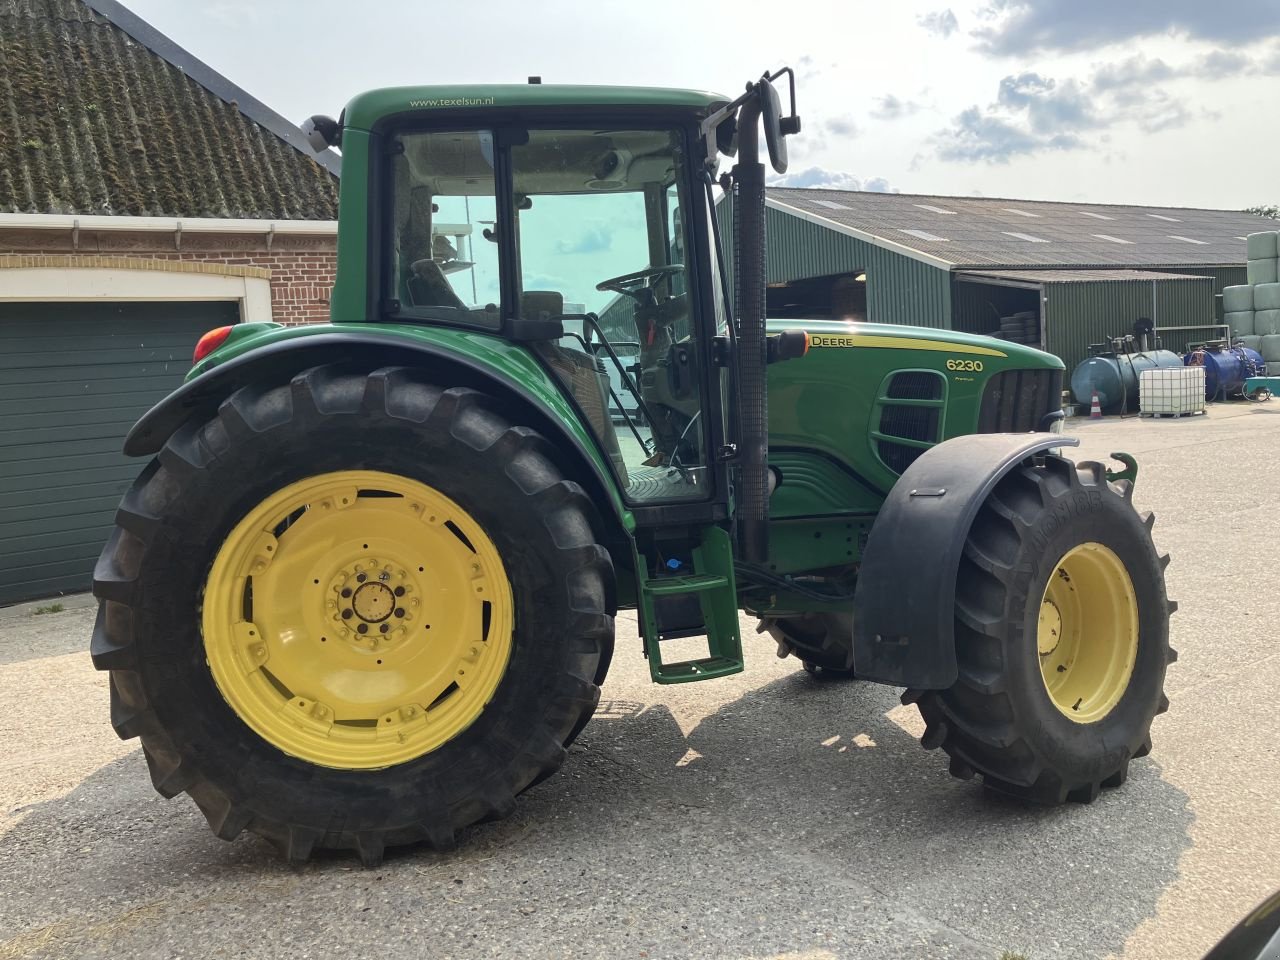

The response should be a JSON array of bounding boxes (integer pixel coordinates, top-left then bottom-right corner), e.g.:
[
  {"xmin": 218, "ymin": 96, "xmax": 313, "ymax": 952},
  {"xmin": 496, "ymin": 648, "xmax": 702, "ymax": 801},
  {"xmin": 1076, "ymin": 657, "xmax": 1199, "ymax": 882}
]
[{"xmin": 0, "ymin": 0, "xmax": 339, "ymax": 219}]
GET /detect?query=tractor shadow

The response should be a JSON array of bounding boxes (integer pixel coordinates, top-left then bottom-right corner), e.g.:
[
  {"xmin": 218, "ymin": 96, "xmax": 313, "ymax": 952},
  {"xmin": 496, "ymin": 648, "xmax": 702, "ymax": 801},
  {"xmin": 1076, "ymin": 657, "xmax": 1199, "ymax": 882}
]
[{"xmin": 0, "ymin": 671, "xmax": 1192, "ymax": 960}]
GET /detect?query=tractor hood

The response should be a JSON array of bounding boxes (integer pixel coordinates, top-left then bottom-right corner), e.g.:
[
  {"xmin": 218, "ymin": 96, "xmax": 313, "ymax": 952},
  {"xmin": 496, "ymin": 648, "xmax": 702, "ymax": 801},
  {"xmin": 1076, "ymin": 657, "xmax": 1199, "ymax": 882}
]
[{"xmin": 766, "ymin": 318, "xmax": 1065, "ymax": 370}]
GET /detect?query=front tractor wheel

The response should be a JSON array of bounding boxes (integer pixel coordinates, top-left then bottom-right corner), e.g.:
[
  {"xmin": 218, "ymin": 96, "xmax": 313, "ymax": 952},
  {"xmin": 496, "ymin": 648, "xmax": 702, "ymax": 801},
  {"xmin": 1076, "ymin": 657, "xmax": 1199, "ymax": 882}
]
[
  {"xmin": 91, "ymin": 366, "xmax": 615, "ymax": 864},
  {"xmin": 758, "ymin": 613, "xmax": 858, "ymax": 679},
  {"xmin": 913, "ymin": 454, "xmax": 1176, "ymax": 804}
]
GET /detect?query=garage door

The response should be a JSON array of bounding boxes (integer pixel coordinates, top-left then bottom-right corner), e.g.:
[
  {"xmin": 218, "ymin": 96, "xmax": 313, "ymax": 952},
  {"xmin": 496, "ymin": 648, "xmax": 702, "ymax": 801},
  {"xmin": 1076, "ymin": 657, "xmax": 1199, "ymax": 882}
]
[{"xmin": 0, "ymin": 301, "xmax": 238, "ymax": 605}]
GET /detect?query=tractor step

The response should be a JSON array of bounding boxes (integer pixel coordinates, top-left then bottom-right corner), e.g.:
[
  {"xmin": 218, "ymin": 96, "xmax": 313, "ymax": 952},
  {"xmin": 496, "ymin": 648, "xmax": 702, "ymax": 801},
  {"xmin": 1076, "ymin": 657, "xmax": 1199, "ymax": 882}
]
[{"xmin": 636, "ymin": 527, "xmax": 743, "ymax": 684}]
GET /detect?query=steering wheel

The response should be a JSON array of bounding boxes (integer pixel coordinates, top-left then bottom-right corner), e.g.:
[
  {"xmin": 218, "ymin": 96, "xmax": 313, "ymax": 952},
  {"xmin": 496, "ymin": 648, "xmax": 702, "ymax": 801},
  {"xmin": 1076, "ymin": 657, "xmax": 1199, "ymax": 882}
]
[{"xmin": 595, "ymin": 264, "xmax": 684, "ymax": 299}]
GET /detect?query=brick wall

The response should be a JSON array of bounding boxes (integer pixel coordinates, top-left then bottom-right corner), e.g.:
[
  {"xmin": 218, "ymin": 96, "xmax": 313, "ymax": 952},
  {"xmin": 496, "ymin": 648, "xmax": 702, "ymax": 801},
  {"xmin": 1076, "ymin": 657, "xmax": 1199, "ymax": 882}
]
[{"xmin": 0, "ymin": 228, "xmax": 337, "ymax": 325}]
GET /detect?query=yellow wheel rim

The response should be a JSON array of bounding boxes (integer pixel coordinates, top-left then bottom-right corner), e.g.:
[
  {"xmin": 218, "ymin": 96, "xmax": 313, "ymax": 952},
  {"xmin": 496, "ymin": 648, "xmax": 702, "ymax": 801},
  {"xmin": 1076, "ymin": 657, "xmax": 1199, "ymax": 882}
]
[
  {"xmin": 202, "ymin": 470, "xmax": 513, "ymax": 769},
  {"xmin": 1037, "ymin": 542, "xmax": 1139, "ymax": 724}
]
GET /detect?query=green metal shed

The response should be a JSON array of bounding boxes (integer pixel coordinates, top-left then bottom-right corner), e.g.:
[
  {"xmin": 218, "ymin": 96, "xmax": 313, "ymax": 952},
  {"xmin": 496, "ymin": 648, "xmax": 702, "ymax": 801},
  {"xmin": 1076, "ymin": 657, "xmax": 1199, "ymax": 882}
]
[{"xmin": 747, "ymin": 187, "xmax": 1260, "ymax": 373}]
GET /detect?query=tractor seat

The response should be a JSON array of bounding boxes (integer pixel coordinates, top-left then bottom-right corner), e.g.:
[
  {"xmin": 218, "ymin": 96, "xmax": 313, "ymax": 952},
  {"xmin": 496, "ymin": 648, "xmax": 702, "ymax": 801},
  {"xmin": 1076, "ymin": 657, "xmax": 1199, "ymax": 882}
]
[{"xmin": 408, "ymin": 259, "xmax": 467, "ymax": 309}]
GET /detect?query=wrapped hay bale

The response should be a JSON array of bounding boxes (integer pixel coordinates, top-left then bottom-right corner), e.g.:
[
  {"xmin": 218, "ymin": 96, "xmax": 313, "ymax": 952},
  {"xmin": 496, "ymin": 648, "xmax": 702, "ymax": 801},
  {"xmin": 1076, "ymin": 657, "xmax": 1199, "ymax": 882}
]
[
  {"xmin": 1246, "ymin": 231, "xmax": 1280, "ymax": 260},
  {"xmin": 1239, "ymin": 334, "xmax": 1262, "ymax": 352},
  {"xmin": 1254, "ymin": 282, "xmax": 1280, "ymax": 311},
  {"xmin": 1223, "ymin": 284, "xmax": 1254, "ymax": 312},
  {"xmin": 1261, "ymin": 334, "xmax": 1280, "ymax": 364},
  {"xmin": 1248, "ymin": 259, "xmax": 1279, "ymax": 284},
  {"xmin": 1227, "ymin": 310, "xmax": 1256, "ymax": 336},
  {"xmin": 1255, "ymin": 309, "xmax": 1280, "ymax": 336}
]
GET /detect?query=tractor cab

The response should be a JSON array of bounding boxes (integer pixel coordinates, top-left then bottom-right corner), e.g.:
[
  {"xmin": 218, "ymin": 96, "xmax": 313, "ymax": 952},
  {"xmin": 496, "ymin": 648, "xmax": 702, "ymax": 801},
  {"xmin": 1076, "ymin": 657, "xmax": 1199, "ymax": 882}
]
[{"xmin": 382, "ymin": 123, "xmax": 719, "ymax": 506}]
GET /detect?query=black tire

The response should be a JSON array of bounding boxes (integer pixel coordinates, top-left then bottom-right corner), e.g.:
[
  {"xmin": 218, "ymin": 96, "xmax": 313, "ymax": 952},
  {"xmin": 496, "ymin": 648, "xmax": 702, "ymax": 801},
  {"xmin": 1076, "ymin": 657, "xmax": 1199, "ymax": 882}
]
[
  {"xmin": 91, "ymin": 365, "xmax": 615, "ymax": 864},
  {"xmin": 910, "ymin": 455, "xmax": 1176, "ymax": 804},
  {"xmin": 759, "ymin": 613, "xmax": 858, "ymax": 679}
]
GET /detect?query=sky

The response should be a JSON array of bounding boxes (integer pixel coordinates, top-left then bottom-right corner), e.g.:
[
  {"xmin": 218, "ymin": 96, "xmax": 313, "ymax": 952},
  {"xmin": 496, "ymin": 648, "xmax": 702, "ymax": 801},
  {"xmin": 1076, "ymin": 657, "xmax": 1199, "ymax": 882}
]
[{"xmin": 121, "ymin": 0, "xmax": 1280, "ymax": 210}]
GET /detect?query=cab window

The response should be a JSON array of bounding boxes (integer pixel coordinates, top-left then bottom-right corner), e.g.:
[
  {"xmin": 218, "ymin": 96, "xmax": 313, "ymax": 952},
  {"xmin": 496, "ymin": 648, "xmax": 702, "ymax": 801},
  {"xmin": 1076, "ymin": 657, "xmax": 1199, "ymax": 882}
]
[{"xmin": 510, "ymin": 128, "xmax": 709, "ymax": 504}]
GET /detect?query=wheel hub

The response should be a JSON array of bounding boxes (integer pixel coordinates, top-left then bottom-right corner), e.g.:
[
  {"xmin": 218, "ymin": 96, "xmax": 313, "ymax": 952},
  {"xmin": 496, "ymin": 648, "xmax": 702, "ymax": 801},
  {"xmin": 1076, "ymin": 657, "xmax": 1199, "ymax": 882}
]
[
  {"xmin": 352, "ymin": 580, "xmax": 395, "ymax": 623},
  {"xmin": 328, "ymin": 560, "xmax": 416, "ymax": 649},
  {"xmin": 202, "ymin": 470, "xmax": 514, "ymax": 770}
]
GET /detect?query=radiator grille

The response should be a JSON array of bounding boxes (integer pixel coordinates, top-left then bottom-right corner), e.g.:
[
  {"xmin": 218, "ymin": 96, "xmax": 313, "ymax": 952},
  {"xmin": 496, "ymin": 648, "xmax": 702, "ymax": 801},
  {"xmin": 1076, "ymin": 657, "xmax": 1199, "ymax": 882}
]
[{"xmin": 978, "ymin": 369, "xmax": 1064, "ymax": 433}]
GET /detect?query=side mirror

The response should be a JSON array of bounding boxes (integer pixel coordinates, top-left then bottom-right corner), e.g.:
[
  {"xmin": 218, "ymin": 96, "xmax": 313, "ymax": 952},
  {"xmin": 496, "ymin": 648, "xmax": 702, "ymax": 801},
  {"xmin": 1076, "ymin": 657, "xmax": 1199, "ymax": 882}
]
[
  {"xmin": 759, "ymin": 80, "xmax": 787, "ymax": 174},
  {"xmin": 301, "ymin": 114, "xmax": 341, "ymax": 152}
]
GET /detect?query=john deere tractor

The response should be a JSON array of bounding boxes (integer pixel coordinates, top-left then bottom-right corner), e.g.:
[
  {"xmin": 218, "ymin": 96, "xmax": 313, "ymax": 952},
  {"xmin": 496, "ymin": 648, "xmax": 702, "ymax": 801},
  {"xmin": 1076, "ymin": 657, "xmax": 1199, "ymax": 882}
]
[{"xmin": 91, "ymin": 71, "xmax": 1175, "ymax": 865}]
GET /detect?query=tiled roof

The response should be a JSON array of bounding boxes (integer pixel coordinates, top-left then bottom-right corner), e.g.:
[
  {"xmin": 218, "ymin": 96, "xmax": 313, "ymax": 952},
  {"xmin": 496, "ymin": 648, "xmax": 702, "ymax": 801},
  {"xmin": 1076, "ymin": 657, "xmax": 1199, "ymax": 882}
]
[
  {"xmin": 769, "ymin": 188, "xmax": 1265, "ymax": 270},
  {"xmin": 0, "ymin": 0, "xmax": 339, "ymax": 219}
]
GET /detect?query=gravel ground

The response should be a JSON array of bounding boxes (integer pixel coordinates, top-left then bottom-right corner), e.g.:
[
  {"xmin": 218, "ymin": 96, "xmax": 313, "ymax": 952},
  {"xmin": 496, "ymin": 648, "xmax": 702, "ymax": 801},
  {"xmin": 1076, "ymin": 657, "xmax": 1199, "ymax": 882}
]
[{"xmin": 2, "ymin": 404, "xmax": 1278, "ymax": 960}]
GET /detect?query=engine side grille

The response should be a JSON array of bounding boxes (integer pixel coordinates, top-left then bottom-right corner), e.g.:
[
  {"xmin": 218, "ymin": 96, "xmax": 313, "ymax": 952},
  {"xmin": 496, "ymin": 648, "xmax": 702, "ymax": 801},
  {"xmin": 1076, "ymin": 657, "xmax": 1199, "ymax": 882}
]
[
  {"xmin": 877, "ymin": 441, "xmax": 924, "ymax": 474},
  {"xmin": 874, "ymin": 370, "xmax": 946, "ymax": 475},
  {"xmin": 978, "ymin": 368, "xmax": 1064, "ymax": 433},
  {"xmin": 879, "ymin": 405, "xmax": 940, "ymax": 442},
  {"xmin": 886, "ymin": 371, "xmax": 944, "ymax": 401}
]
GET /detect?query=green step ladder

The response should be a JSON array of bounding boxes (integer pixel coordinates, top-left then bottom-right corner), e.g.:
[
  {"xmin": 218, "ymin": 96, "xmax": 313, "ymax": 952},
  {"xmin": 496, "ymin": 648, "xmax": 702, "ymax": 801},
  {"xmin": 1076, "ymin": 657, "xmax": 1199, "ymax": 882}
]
[{"xmin": 636, "ymin": 526, "xmax": 743, "ymax": 684}]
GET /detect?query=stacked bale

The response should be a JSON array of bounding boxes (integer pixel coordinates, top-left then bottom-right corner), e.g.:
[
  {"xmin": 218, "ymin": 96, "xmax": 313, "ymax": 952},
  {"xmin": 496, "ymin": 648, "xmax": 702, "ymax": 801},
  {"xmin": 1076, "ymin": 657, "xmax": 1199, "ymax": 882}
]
[
  {"xmin": 1248, "ymin": 231, "xmax": 1279, "ymax": 284},
  {"xmin": 1224, "ymin": 284, "xmax": 1254, "ymax": 336},
  {"xmin": 1255, "ymin": 283, "xmax": 1280, "ymax": 334},
  {"xmin": 1249, "ymin": 231, "xmax": 1280, "ymax": 285},
  {"xmin": 1230, "ymin": 231, "xmax": 1280, "ymax": 372}
]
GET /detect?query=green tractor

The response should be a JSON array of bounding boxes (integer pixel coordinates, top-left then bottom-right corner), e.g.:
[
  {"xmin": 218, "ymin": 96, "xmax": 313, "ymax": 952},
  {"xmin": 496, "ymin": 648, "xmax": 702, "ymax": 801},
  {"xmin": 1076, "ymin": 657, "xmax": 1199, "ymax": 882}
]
[{"xmin": 91, "ymin": 71, "xmax": 1175, "ymax": 865}]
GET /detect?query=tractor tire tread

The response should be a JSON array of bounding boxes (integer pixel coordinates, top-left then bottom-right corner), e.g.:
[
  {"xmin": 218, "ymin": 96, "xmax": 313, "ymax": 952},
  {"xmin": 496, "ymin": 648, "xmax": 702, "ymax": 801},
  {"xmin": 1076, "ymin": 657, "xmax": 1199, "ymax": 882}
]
[
  {"xmin": 91, "ymin": 364, "xmax": 615, "ymax": 865},
  {"xmin": 915, "ymin": 451, "xmax": 1173, "ymax": 806}
]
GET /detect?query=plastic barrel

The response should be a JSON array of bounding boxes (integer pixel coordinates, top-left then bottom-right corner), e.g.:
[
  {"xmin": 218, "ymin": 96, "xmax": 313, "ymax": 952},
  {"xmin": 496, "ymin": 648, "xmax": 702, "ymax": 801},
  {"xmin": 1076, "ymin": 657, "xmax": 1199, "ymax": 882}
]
[{"xmin": 1189, "ymin": 345, "xmax": 1267, "ymax": 398}]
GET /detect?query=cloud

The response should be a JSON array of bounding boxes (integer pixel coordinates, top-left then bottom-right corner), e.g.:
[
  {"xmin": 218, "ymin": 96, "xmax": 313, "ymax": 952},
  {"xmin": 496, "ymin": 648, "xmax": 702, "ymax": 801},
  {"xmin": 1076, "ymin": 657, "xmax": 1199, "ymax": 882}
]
[
  {"xmin": 918, "ymin": 8, "xmax": 959, "ymax": 37},
  {"xmin": 1090, "ymin": 55, "xmax": 1177, "ymax": 93},
  {"xmin": 556, "ymin": 224, "xmax": 612, "ymax": 255},
  {"xmin": 933, "ymin": 106, "xmax": 1083, "ymax": 163},
  {"xmin": 870, "ymin": 95, "xmax": 920, "ymax": 121},
  {"xmin": 1093, "ymin": 51, "xmax": 1274, "ymax": 97},
  {"xmin": 996, "ymin": 71, "xmax": 1098, "ymax": 133},
  {"xmin": 824, "ymin": 117, "xmax": 859, "ymax": 137},
  {"xmin": 972, "ymin": 0, "xmax": 1280, "ymax": 55},
  {"xmin": 768, "ymin": 167, "xmax": 897, "ymax": 192},
  {"xmin": 931, "ymin": 46, "xmax": 1268, "ymax": 165}
]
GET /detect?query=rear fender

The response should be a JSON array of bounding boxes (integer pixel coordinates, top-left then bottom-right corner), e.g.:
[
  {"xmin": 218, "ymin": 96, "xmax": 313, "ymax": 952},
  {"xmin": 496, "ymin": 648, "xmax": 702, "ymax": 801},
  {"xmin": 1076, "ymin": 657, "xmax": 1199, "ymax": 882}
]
[
  {"xmin": 852, "ymin": 433, "xmax": 1080, "ymax": 688},
  {"xmin": 124, "ymin": 330, "xmax": 634, "ymax": 542}
]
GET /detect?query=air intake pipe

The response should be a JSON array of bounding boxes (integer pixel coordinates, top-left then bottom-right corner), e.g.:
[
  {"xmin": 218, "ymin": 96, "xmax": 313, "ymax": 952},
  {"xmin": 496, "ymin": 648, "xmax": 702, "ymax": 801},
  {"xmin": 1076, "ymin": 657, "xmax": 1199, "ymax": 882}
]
[{"xmin": 730, "ymin": 72, "xmax": 798, "ymax": 563}]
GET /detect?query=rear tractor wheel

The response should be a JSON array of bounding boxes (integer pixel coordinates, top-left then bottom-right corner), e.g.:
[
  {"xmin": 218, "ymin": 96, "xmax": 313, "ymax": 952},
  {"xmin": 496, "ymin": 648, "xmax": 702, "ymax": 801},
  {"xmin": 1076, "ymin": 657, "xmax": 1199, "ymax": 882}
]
[
  {"xmin": 91, "ymin": 366, "xmax": 615, "ymax": 864},
  {"xmin": 912, "ymin": 454, "xmax": 1176, "ymax": 804}
]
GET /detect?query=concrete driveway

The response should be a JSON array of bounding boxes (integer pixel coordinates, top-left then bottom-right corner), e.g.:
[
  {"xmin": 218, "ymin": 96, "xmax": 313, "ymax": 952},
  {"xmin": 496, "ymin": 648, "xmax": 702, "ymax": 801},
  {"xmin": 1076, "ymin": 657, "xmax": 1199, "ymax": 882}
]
[{"xmin": 2, "ymin": 404, "xmax": 1278, "ymax": 960}]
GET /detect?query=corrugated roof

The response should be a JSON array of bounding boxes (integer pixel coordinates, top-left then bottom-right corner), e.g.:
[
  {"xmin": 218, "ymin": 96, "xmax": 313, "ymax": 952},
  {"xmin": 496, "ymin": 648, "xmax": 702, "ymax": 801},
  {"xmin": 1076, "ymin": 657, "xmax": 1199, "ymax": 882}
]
[
  {"xmin": 769, "ymin": 188, "xmax": 1265, "ymax": 270},
  {"xmin": 0, "ymin": 0, "xmax": 339, "ymax": 219},
  {"xmin": 957, "ymin": 269, "xmax": 1213, "ymax": 285}
]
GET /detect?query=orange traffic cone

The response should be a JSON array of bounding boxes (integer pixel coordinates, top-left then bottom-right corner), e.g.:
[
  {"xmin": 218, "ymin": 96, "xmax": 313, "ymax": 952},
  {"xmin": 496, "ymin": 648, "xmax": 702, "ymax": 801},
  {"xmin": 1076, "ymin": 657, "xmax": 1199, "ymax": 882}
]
[{"xmin": 1090, "ymin": 388, "xmax": 1102, "ymax": 419}]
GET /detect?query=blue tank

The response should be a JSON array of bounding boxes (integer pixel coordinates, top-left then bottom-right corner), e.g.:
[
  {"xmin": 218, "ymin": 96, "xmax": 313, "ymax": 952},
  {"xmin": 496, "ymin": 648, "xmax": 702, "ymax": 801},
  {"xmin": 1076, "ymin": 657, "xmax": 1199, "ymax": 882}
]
[
  {"xmin": 1185, "ymin": 345, "xmax": 1266, "ymax": 398},
  {"xmin": 1070, "ymin": 350, "xmax": 1183, "ymax": 412}
]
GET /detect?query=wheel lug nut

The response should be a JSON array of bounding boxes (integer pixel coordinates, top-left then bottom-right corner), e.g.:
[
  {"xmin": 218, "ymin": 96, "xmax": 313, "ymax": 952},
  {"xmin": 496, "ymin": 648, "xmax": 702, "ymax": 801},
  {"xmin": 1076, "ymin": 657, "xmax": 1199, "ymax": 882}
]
[
  {"xmin": 357, "ymin": 623, "xmax": 368, "ymax": 634},
  {"xmin": 357, "ymin": 573, "xmax": 367, "ymax": 583},
  {"xmin": 380, "ymin": 624, "xmax": 389, "ymax": 634},
  {"xmin": 341, "ymin": 609, "xmax": 353, "ymax": 620},
  {"xmin": 341, "ymin": 588, "xmax": 352, "ymax": 598},
  {"xmin": 394, "ymin": 586, "xmax": 405, "ymax": 597},
  {"xmin": 394, "ymin": 607, "xmax": 405, "ymax": 618}
]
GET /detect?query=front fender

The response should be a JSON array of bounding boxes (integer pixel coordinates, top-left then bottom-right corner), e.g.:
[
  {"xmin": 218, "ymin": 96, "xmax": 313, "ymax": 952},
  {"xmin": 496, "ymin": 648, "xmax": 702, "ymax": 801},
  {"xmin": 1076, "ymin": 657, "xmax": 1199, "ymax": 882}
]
[
  {"xmin": 124, "ymin": 324, "xmax": 633, "ymax": 534},
  {"xmin": 852, "ymin": 433, "xmax": 1080, "ymax": 688}
]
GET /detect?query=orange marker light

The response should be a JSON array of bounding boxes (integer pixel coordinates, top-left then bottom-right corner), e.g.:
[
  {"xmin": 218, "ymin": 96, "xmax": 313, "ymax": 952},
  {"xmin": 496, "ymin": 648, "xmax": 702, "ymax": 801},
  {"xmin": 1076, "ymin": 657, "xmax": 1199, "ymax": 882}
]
[{"xmin": 193, "ymin": 326, "xmax": 234, "ymax": 364}]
